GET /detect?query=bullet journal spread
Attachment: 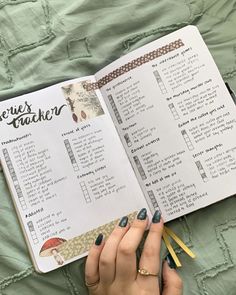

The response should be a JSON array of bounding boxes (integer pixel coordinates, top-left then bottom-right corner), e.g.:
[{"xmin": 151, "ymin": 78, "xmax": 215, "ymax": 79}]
[{"xmin": 0, "ymin": 26, "xmax": 236, "ymax": 273}]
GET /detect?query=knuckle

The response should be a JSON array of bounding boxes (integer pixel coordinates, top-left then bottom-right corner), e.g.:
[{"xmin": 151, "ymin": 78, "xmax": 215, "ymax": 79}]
[
  {"xmin": 112, "ymin": 227, "xmax": 124, "ymax": 238},
  {"xmin": 106, "ymin": 226, "xmax": 126, "ymax": 243},
  {"xmin": 85, "ymin": 273, "xmax": 94, "ymax": 282},
  {"xmin": 99, "ymin": 255, "xmax": 111, "ymax": 267},
  {"xmin": 142, "ymin": 246, "xmax": 156, "ymax": 258},
  {"xmin": 149, "ymin": 225, "xmax": 163, "ymax": 235},
  {"xmin": 131, "ymin": 220, "xmax": 147, "ymax": 230},
  {"xmin": 118, "ymin": 242, "xmax": 134, "ymax": 256}
]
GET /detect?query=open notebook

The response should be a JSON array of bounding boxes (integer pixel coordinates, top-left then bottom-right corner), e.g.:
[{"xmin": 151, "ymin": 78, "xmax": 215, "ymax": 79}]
[{"xmin": 0, "ymin": 26, "xmax": 236, "ymax": 272}]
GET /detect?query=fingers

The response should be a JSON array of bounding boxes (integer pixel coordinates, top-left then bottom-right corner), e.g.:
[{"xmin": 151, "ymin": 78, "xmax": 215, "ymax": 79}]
[
  {"xmin": 85, "ymin": 233, "xmax": 104, "ymax": 290},
  {"xmin": 137, "ymin": 210, "xmax": 163, "ymax": 285},
  {"xmin": 98, "ymin": 217, "xmax": 129, "ymax": 284},
  {"xmin": 115, "ymin": 208, "xmax": 148, "ymax": 282},
  {"xmin": 162, "ymin": 255, "xmax": 183, "ymax": 295},
  {"xmin": 85, "ymin": 210, "xmax": 183, "ymax": 295},
  {"xmin": 85, "ymin": 218, "xmax": 130, "ymax": 287}
]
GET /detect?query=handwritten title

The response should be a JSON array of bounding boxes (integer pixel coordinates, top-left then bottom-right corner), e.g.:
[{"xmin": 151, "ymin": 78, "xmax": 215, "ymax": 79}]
[{"xmin": 0, "ymin": 101, "xmax": 66, "ymax": 128}]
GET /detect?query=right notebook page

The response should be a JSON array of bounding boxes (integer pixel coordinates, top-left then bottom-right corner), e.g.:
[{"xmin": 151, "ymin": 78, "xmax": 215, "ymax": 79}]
[{"xmin": 95, "ymin": 25, "xmax": 236, "ymax": 222}]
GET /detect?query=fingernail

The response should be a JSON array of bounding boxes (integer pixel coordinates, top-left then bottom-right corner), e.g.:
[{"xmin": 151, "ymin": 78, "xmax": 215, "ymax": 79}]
[
  {"xmin": 152, "ymin": 210, "xmax": 161, "ymax": 223},
  {"xmin": 95, "ymin": 233, "xmax": 103, "ymax": 246},
  {"xmin": 119, "ymin": 216, "xmax": 128, "ymax": 227},
  {"xmin": 137, "ymin": 208, "xmax": 147, "ymax": 220},
  {"xmin": 165, "ymin": 253, "xmax": 176, "ymax": 269}
]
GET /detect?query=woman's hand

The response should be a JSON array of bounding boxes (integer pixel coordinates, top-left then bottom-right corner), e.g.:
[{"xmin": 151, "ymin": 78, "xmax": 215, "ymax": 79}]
[{"xmin": 85, "ymin": 208, "xmax": 183, "ymax": 295}]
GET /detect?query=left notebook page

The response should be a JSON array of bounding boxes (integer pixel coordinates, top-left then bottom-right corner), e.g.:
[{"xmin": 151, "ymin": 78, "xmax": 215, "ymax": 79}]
[{"xmin": 0, "ymin": 76, "xmax": 147, "ymax": 273}]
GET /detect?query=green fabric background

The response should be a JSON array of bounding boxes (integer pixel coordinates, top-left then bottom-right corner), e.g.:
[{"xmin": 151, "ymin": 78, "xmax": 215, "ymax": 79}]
[{"xmin": 0, "ymin": 0, "xmax": 236, "ymax": 294}]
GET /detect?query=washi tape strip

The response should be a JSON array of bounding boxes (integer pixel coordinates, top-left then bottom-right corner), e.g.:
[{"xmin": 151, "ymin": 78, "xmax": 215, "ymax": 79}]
[{"xmin": 83, "ymin": 39, "xmax": 184, "ymax": 91}]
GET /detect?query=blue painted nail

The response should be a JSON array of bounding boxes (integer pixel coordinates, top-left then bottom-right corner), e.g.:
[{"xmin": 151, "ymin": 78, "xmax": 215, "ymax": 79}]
[
  {"xmin": 119, "ymin": 216, "xmax": 128, "ymax": 227},
  {"xmin": 165, "ymin": 253, "xmax": 176, "ymax": 269},
  {"xmin": 152, "ymin": 210, "xmax": 161, "ymax": 223},
  {"xmin": 137, "ymin": 208, "xmax": 147, "ymax": 220},
  {"xmin": 95, "ymin": 233, "xmax": 103, "ymax": 246}
]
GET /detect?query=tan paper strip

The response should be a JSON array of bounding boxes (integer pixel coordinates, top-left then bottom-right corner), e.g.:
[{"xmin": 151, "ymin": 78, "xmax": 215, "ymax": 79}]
[{"xmin": 83, "ymin": 39, "xmax": 184, "ymax": 91}]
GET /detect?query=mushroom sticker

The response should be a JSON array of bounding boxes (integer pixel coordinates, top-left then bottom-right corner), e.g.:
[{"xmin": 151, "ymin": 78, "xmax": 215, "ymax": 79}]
[{"xmin": 39, "ymin": 237, "xmax": 66, "ymax": 265}]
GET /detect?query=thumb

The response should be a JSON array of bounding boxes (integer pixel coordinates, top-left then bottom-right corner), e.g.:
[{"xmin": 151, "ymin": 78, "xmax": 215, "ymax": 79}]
[{"xmin": 162, "ymin": 254, "xmax": 183, "ymax": 295}]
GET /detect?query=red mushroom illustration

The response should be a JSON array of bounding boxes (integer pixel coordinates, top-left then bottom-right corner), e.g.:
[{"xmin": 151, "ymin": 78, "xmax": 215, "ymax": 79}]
[{"xmin": 39, "ymin": 238, "xmax": 66, "ymax": 265}]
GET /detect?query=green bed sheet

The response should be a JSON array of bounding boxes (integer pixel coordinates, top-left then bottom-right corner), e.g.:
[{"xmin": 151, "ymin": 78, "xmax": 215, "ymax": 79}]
[{"xmin": 0, "ymin": 1, "xmax": 236, "ymax": 294}]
